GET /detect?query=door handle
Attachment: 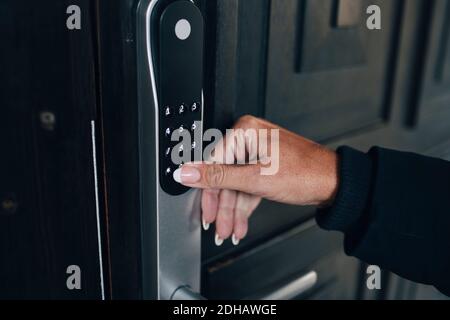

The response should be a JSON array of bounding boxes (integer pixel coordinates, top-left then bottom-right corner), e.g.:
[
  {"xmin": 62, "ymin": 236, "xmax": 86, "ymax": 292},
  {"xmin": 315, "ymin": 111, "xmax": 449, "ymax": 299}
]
[
  {"xmin": 260, "ymin": 271, "xmax": 318, "ymax": 300},
  {"xmin": 171, "ymin": 272, "xmax": 318, "ymax": 301},
  {"xmin": 171, "ymin": 286, "xmax": 207, "ymax": 300}
]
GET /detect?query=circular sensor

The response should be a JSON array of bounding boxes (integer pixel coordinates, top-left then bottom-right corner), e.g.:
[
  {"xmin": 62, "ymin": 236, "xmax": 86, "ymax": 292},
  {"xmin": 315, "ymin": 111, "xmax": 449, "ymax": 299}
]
[{"xmin": 175, "ymin": 19, "xmax": 191, "ymax": 40}]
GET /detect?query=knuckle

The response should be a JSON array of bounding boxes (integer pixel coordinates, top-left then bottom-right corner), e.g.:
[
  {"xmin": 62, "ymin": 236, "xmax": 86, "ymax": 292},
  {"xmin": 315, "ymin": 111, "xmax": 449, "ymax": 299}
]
[
  {"xmin": 203, "ymin": 189, "xmax": 220, "ymax": 197},
  {"xmin": 234, "ymin": 209, "xmax": 248, "ymax": 221},
  {"xmin": 218, "ymin": 206, "xmax": 234, "ymax": 219},
  {"xmin": 237, "ymin": 115, "xmax": 259, "ymax": 128},
  {"xmin": 205, "ymin": 165, "xmax": 226, "ymax": 188}
]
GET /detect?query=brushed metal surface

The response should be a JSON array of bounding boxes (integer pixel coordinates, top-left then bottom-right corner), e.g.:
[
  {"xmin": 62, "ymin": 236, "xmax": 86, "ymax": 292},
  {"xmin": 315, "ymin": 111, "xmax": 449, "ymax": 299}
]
[
  {"xmin": 172, "ymin": 285, "xmax": 207, "ymax": 300},
  {"xmin": 137, "ymin": 0, "xmax": 202, "ymax": 300},
  {"xmin": 261, "ymin": 271, "xmax": 318, "ymax": 300}
]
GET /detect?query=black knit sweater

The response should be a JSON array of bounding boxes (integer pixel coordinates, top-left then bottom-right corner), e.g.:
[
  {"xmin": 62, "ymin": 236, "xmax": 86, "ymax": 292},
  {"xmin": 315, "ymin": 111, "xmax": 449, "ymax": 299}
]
[{"xmin": 317, "ymin": 147, "xmax": 450, "ymax": 297}]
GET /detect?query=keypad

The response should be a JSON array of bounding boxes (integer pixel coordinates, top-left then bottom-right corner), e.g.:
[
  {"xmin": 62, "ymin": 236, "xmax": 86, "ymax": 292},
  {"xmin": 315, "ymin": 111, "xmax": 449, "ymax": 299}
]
[
  {"xmin": 157, "ymin": 0, "xmax": 204, "ymax": 195},
  {"xmin": 160, "ymin": 101, "xmax": 202, "ymax": 193}
]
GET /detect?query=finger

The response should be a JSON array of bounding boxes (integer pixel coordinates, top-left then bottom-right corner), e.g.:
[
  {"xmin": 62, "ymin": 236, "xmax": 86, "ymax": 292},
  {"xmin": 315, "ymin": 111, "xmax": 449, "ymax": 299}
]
[
  {"xmin": 209, "ymin": 132, "xmax": 239, "ymax": 165},
  {"xmin": 208, "ymin": 136, "xmax": 226, "ymax": 164},
  {"xmin": 228, "ymin": 129, "xmax": 247, "ymax": 164},
  {"xmin": 232, "ymin": 117, "xmax": 272, "ymax": 162},
  {"xmin": 208, "ymin": 116, "xmax": 264, "ymax": 165},
  {"xmin": 173, "ymin": 163, "xmax": 265, "ymax": 196},
  {"xmin": 201, "ymin": 189, "xmax": 220, "ymax": 230},
  {"xmin": 214, "ymin": 190, "xmax": 237, "ymax": 246},
  {"xmin": 232, "ymin": 193, "xmax": 262, "ymax": 245}
]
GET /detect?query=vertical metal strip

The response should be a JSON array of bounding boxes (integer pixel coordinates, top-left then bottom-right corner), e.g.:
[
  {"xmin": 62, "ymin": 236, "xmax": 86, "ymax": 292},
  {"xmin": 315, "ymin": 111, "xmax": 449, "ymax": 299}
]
[{"xmin": 91, "ymin": 120, "xmax": 105, "ymax": 300}]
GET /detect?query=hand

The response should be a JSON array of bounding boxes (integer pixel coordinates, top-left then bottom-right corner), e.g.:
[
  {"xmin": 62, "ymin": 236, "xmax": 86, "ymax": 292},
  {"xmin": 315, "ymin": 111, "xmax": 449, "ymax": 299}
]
[{"xmin": 173, "ymin": 115, "xmax": 339, "ymax": 246}]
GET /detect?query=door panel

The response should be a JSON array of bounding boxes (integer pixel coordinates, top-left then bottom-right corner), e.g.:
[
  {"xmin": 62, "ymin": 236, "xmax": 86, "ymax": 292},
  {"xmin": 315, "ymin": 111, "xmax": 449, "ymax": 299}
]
[
  {"xmin": 0, "ymin": 0, "xmax": 104, "ymax": 299},
  {"xmin": 203, "ymin": 220, "xmax": 360, "ymax": 300},
  {"xmin": 265, "ymin": 0, "xmax": 402, "ymax": 141},
  {"xmin": 297, "ymin": 0, "xmax": 367, "ymax": 72},
  {"xmin": 417, "ymin": 0, "xmax": 450, "ymax": 121}
]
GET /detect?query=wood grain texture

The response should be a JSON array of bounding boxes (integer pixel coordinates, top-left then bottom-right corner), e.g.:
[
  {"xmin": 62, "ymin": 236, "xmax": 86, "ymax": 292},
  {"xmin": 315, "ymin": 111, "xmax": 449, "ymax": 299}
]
[
  {"xmin": 95, "ymin": 0, "xmax": 143, "ymax": 299},
  {"xmin": 0, "ymin": 0, "xmax": 102, "ymax": 299}
]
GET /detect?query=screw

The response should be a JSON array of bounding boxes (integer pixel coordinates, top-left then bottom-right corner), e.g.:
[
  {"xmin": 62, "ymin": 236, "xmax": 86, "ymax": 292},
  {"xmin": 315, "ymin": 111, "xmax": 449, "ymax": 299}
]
[
  {"xmin": 39, "ymin": 111, "xmax": 56, "ymax": 131},
  {"xmin": 1, "ymin": 195, "xmax": 18, "ymax": 215}
]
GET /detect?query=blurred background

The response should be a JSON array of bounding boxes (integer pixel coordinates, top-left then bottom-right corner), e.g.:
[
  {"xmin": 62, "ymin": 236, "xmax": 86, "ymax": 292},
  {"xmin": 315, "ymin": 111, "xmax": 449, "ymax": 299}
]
[{"xmin": 1, "ymin": 0, "xmax": 450, "ymax": 299}]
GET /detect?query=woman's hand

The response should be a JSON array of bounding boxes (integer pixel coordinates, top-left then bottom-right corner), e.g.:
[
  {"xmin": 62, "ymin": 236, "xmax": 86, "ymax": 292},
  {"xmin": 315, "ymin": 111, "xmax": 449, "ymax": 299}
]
[{"xmin": 173, "ymin": 115, "xmax": 339, "ymax": 246}]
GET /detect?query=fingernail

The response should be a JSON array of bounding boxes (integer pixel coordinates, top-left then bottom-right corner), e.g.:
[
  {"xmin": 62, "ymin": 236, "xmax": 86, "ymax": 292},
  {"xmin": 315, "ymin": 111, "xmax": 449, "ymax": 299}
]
[
  {"xmin": 173, "ymin": 166, "xmax": 201, "ymax": 184},
  {"xmin": 215, "ymin": 234, "xmax": 223, "ymax": 246},
  {"xmin": 232, "ymin": 234, "xmax": 240, "ymax": 246},
  {"xmin": 202, "ymin": 219, "xmax": 210, "ymax": 231}
]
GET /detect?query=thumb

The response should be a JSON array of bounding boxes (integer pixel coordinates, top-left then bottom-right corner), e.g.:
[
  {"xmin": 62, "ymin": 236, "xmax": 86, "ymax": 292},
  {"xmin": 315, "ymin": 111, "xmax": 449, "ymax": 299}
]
[{"xmin": 173, "ymin": 163, "xmax": 263, "ymax": 193}]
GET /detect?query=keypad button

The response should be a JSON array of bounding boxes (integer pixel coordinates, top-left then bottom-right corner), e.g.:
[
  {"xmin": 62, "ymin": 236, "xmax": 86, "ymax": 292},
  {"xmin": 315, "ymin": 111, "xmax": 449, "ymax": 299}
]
[
  {"xmin": 191, "ymin": 102, "xmax": 200, "ymax": 113},
  {"xmin": 164, "ymin": 106, "xmax": 173, "ymax": 117},
  {"xmin": 177, "ymin": 144, "xmax": 185, "ymax": 158},
  {"xmin": 165, "ymin": 127, "xmax": 173, "ymax": 138},
  {"xmin": 178, "ymin": 104, "xmax": 187, "ymax": 115},
  {"xmin": 164, "ymin": 147, "xmax": 171, "ymax": 158}
]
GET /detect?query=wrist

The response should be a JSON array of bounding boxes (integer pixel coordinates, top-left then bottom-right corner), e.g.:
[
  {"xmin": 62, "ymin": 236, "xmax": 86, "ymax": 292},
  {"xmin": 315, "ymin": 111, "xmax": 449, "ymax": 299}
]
[{"xmin": 316, "ymin": 149, "xmax": 339, "ymax": 207}]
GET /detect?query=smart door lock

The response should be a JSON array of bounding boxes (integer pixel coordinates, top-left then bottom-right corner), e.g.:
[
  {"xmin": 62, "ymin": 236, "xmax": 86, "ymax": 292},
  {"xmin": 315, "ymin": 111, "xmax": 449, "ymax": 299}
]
[
  {"xmin": 137, "ymin": 0, "xmax": 204, "ymax": 300},
  {"xmin": 157, "ymin": 0, "xmax": 204, "ymax": 195}
]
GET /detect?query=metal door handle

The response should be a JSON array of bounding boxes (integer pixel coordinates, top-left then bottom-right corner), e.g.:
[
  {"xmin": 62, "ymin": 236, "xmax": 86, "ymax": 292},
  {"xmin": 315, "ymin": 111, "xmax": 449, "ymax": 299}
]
[
  {"xmin": 171, "ymin": 271, "xmax": 317, "ymax": 300},
  {"xmin": 260, "ymin": 271, "xmax": 318, "ymax": 300},
  {"xmin": 171, "ymin": 285, "xmax": 207, "ymax": 300}
]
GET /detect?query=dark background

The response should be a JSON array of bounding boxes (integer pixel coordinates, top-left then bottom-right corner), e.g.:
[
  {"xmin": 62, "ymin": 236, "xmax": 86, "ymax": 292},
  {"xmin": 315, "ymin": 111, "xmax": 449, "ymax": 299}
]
[{"xmin": 1, "ymin": 0, "xmax": 450, "ymax": 299}]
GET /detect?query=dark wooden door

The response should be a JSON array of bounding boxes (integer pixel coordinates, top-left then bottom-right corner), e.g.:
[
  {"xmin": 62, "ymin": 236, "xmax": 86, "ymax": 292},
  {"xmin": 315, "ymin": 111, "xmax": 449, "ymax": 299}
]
[
  {"xmin": 0, "ymin": 0, "xmax": 105, "ymax": 299},
  {"xmin": 265, "ymin": 0, "xmax": 402, "ymax": 141},
  {"xmin": 416, "ymin": 0, "xmax": 450, "ymax": 123},
  {"xmin": 3, "ymin": 0, "xmax": 449, "ymax": 300}
]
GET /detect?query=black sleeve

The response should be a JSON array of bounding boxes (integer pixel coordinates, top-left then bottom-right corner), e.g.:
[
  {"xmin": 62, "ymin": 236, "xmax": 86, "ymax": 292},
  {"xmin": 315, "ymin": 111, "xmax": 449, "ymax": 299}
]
[{"xmin": 316, "ymin": 146, "xmax": 450, "ymax": 296}]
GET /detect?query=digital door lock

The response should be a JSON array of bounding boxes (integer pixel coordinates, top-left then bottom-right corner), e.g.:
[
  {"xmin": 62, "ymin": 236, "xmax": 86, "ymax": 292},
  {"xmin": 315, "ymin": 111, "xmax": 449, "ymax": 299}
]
[
  {"xmin": 157, "ymin": 0, "xmax": 204, "ymax": 196},
  {"xmin": 137, "ymin": 0, "xmax": 205, "ymax": 300},
  {"xmin": 137, "ymin": 0, "xmax": 316, "ymax": 301}
]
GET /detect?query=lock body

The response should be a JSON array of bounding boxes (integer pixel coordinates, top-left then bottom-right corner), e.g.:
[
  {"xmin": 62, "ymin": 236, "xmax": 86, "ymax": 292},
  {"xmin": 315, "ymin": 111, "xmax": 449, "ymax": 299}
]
[{"xmin": 137, "ymin": 0, "xmax": 204, "ymax": 300}]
